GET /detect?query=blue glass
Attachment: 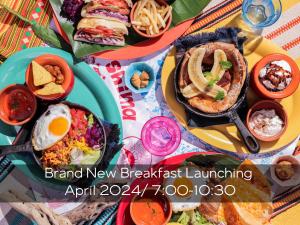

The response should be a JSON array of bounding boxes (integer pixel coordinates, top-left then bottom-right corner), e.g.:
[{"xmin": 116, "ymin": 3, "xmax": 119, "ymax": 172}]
[{"xmin": 242, "ymin": 0, "xmax": 282, "ymax": 28}]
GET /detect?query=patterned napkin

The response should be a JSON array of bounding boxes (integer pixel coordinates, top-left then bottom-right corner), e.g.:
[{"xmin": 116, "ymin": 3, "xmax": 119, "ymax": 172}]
[{"xmin": 0, "ymin": 0, "xmax": 52, "ymax": 61}]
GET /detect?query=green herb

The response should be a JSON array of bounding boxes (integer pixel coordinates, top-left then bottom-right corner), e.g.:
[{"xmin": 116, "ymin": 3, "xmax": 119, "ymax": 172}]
[
  {"xmin": 0, "ymin": 4, "xmax": 62, "ymax": 48},
  {"xmin": 203, "ymin": 71, "xmax": 212, "ymax": 77},
  {"xmin": 214, "ymin": 91, "xmax": 225, "ymax": 101},
  {"xmin": 207, "ymin": 76, "xmax": 220, "ymax": 88},
  {"xmin": 177, "ymin": 212, "xmax": 190, "ymax": 225},
  {"xmin": 193, "ymin": 210, "xmax": 214, "ymax": 225},
  {"xmin": 220, "ymin": 60, "xmax": 233, "ymax": 70},
  {"xmin": 207, "ymin": 79, "xmax": 216, "ymax": 88}
]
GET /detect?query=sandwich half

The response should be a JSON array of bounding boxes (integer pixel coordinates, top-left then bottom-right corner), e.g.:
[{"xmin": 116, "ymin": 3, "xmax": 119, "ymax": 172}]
[
  {"xmin": 74, "ymin": 18, "xmax": 128, "ymax": 46},
  {"xmin": 81, "ymin": 0, "xmax": 132, "ymax": 26}
]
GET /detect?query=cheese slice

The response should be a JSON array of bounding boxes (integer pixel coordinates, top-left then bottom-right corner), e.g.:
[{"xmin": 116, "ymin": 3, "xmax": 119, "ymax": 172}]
[
  {"xmin": 35, "ymin": 82, "xmax": 65, "ymax": 95},
  {"xmin": 32, "ymin": 61, "xmax": 53, "ymax": 86}
]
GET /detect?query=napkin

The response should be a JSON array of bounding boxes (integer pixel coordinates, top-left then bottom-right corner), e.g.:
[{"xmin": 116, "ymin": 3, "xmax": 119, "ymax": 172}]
[{"xmin": 0, "ymin": 0, "xmax": 52, "ymax": 61}]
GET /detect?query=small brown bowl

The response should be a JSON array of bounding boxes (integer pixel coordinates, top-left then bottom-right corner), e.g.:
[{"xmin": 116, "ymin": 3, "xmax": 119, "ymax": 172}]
[
  {"xmin": 130, "ymin": 188, "xmax": 172, "ymax": 225},
  {"xmin": 246, "ymin": 100, "xmax": 288, "ymax": 142},
  {"xmin": 251, "ymin": 54, "xmax": 300, "ymax": 99},
  {"xmin": 270, "ymin": 155, "xmax": 300, "ymax": 187},
  {"xmin": 0, "ymin": 84, "xmax": 37, "ymax": 126},
  {"xmin": 25, "ymin": 54, "xmax": 74, "ymax": 101},
  {"xmin": 130, "ymin": 0, "xmax": 172, "ymax": 38}
]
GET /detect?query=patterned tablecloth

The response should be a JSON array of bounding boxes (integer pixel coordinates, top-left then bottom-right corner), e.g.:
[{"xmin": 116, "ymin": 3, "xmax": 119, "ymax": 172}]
[{"xmin": 0, "ymin": 0, "xmax": 300, "ymax": 224}]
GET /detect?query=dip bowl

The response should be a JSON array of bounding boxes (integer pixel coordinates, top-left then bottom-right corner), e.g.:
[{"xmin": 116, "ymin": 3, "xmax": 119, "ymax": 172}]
[
  {"xmin": 251, "ymin": 54, "xmax": 300, "ymax": 99},
  {"xmin": 246, "ymin": 100, "xmax": 288, "ymax": 142},
  {"xmin": 26, "ymin": 54, "xmax": 74, "ymax": 101},
  {"xmin": 0, "ymin": 84, "xmax": 37, "ymax": 126},
  {"xmin": 130, "ymin": 188, "xmax": 172, "ymax": 225}
]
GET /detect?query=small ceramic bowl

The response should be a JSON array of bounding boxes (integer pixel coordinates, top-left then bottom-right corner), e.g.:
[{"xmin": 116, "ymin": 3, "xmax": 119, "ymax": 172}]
[
  {"xmin": 125, "ymin": 62, "xmax": 155, "ymax": 94},
  {"xmin": 246, "ymin": 100, "xmax": 288, "ymax": 142},
  {"xmin": 251, "ymin": 53, "xmax": 300, "ymax": 99},
  {"xmin": 270, "ymin": 155, "xmax": 300, "ymax": 187},
  {"xmin": 130, "ymin": 188, "xmax": 172, "ymax": 225},
  {"xmin": 0, "ymin": 84, "xmax": 37, "ymax": 126},
  {"xmin": 130, "ymin": 0, "xmax": 172, "ymax": 38},
  {"xmin": 25, "ymin": 54, "xmax": 74, "ymax": 101}
]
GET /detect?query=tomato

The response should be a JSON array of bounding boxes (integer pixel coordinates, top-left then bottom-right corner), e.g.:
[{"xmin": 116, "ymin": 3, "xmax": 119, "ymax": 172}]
[
  {"xmin": 83, "ymin": 26, "xmax": 114, "ymax": 37},
  {"xmin": 96, "ymin": 0, "xmax": 129, "ymax": 9}
]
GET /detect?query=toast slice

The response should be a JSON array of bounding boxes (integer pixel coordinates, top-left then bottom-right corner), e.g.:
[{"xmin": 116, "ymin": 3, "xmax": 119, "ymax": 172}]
[
  {"xmin": 35, "ymin": 82, "xmax": 65, "ymax": 95},
  {"xmin": 32, "ymin": 61, "xmax": 53, "ymax": 86}
]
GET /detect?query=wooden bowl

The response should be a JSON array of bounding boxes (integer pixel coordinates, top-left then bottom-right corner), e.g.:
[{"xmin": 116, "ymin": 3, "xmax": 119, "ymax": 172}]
[
  {"xmin": 25, "ymin": 54, "xmax": 74, "ymax": 101},
  {"xmin": 130, "ymin": 0, "xmax": 172, "ymax": 38},
  {"xmin": 246, "ymin": 100, "xmax": 288, "ymax": 142},
  {"xmin": 0, "ymin": 84, "xmax": 37, "ymax": 125}
]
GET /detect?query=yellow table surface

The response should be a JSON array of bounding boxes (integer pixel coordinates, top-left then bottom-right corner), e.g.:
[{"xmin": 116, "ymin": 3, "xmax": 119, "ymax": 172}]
[
  {"xmin": 207, "ymin": 1, "xmax": 300, "ymax": 223},
  {"xmin": 183, "ymin": 0, "xmax": 300, "ymax": 223}
]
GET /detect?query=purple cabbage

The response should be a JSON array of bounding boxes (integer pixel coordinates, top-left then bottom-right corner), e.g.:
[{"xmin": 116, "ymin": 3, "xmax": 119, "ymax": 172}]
[
  {"xmin": 61, "ymin": 0, "xmax": 84, "ymax": 23},
  {"xmin": 89, "ymin": 9, "xmax": 129, "ymax": 23},
  {"xmin": 85, "ymin": 122, "xmax": 104, "ymax": 149}
]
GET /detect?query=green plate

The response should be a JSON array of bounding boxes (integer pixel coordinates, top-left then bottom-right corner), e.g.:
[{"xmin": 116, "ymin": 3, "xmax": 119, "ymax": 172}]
[{"xmin": 0, "ymin": 47, "xmax": 123, "ymax": 188}]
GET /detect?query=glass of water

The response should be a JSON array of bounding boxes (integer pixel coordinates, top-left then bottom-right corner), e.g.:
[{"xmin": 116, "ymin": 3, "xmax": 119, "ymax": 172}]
[{"xmin": 242, "ymin": 0, "xmax": 282, "ymax": 28}]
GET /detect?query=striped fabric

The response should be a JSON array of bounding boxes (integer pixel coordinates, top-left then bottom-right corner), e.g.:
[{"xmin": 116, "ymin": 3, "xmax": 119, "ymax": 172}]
[
  {"xmin": 261, "ymin": 3, "xmax": 300, "ymax": 59},
  {"xmin": 0, "ymin": 0, "xmax": 21, "ymax": 37},
  {"xmin": 0, "ymin": 157, "xmax": 14, "ymax": 183},
  {"xmin": 0, "ymin": 0, "xmax": 52, "ymax": 60},
  {"xmin": 187, "ymin": 0, "xmax": 300, "ymax": 61},
  {"xmin": 185, "ymin": 0, "xmax": 243, "ymax": 35},
  {"xmin": 273, "ymin": 185, "xmax": 300, "ymax": 217}
]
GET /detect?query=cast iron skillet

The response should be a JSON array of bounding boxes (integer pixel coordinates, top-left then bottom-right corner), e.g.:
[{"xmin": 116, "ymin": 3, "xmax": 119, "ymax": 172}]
[
  {"xmin": 174, "ymin": 49, "xmax": 260, "ymax": 154},
  {"xmin": 0, "ymin": 101, "xmax": 107, "ymax": 182}
]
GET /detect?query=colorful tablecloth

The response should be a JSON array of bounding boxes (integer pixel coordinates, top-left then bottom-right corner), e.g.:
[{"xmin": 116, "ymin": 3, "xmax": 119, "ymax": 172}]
[{"xmin": 1, "ymin": 0, "xmax": 300, "ymax": 224}]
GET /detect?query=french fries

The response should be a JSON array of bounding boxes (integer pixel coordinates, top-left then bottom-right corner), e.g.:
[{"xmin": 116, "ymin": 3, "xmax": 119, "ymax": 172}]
[{"xmin": 132, "ymin": 0, "xmax": 172, "ymax": 35}]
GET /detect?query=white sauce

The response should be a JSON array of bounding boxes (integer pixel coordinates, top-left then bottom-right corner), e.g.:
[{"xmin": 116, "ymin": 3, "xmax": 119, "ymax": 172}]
[
  {"xmin": 259, "ymin": 60, "xmax": 291, "ymax": 78},
  {"xmin": 249, "ymin": 109, "xmax": 284, "ymax": 137}
]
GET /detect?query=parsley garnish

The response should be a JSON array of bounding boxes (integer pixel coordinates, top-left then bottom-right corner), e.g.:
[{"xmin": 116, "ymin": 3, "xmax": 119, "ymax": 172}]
[
  {"xmin": 215, "ymin": 91, "xmax": 225, "ymax": 100},
  {"xmin": 207, "ymin": 79, "xmax": 216, "ymax": 87},
  {"xmin": 220, "ymin": 60, "xmax": 233, "ymax": 70},
  {"xmin": 203, "ymin": 71, "xmax": 212, "ymax": 77},
  {"xmin": 207, "ymin": 76, "xmax": 220, "ymax": 88}
]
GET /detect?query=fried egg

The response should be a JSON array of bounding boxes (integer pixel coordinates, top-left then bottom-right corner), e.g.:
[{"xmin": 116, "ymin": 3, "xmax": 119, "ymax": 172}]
[
  {"xmin": 33, "ymin": 104, "xmax": 71, "ymax": 150},
  {"xmin": 164, "ymin": 166, "xmax": 206, "ymax": 213}
]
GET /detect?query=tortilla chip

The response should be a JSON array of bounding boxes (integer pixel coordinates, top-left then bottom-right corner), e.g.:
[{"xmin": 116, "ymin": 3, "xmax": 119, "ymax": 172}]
[
  {"xmin": 35, "ymin": 82, "xmax": 65, "ymax": 95},
  {"xmin": 32, "ymin": 61, "xmax": 54, "ymax": 86}
]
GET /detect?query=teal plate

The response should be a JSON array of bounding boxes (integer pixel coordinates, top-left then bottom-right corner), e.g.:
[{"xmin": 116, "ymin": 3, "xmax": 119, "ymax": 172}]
[{"xmin": 0, "ymin": 47, "xmax": 123, "ymax": 188}]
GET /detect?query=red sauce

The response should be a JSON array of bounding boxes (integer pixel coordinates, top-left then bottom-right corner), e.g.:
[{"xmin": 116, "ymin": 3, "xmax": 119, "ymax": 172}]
[
  {"xmin": 6, "ymin": 89, "xmax": 35, "ymax": 121},
  {"xmin": 131, "ymin": 198, "xmax": 168, "ymax": 225}
]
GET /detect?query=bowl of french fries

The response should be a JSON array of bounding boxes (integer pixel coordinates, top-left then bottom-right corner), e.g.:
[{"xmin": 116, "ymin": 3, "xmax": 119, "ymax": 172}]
[{"xmin": 130, "ymin": 0, "xmax": 172, "ymax": 38}]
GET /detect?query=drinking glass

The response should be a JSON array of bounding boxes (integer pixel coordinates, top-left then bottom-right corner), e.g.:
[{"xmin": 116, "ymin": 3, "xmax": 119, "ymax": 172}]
[{"xmin": 242, "ymin": 0, "xmax": 282, "ymax": 28}]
